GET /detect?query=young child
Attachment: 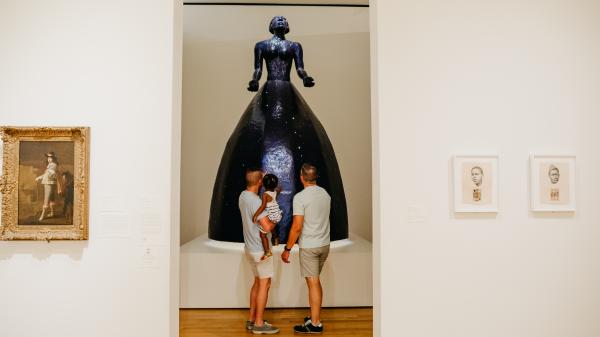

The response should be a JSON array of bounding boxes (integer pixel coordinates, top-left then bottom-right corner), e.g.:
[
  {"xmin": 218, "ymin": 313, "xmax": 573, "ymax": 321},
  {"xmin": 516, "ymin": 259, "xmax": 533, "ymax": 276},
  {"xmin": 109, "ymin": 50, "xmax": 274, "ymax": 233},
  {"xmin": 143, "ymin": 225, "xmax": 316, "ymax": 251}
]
[{"xmin": 252, "ymin": 173, "xmax": 283, "ymax": 260}]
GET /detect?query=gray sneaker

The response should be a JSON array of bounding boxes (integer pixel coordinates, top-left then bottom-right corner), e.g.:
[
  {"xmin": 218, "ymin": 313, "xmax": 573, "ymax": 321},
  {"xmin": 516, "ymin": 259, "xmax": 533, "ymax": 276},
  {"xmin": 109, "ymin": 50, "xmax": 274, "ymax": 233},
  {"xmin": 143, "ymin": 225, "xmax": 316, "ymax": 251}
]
[
  {"xmin": 247, "ymin": 320, "xmax": 272, "ymax": 330},
  {"xmin": 252, "ymin": 321, "xmax": 280, "ymax": 334}
]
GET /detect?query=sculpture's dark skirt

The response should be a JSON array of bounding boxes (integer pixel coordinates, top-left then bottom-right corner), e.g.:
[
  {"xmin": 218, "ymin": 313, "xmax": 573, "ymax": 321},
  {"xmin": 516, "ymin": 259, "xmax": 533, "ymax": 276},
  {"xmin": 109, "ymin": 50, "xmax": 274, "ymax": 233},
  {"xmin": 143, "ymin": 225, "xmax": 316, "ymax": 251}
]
[{"xmin": 209, "ymin": 80, "xmax": 348, "ymax": 243}]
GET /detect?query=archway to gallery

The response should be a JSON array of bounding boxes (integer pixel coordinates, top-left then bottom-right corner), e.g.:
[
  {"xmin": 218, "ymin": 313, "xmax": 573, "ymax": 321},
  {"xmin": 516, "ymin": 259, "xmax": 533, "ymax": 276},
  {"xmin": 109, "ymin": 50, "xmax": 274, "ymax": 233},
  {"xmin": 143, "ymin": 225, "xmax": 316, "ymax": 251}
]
[{"xmin": 177, "ymin": 1, "xmax": 375, "ymax": 336}]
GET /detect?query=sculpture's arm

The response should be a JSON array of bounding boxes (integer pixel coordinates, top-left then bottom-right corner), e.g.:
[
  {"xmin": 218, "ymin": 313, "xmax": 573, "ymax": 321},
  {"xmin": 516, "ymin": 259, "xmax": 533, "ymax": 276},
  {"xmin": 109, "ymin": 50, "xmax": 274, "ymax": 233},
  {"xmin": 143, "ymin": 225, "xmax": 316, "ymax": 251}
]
[
  {"xmin": 248, "ymin": 42, "xmax": 263, "ymax": 92},
  {"xmin": 292, "ymin": 42, "xmax": 315, "ymax": 87}
]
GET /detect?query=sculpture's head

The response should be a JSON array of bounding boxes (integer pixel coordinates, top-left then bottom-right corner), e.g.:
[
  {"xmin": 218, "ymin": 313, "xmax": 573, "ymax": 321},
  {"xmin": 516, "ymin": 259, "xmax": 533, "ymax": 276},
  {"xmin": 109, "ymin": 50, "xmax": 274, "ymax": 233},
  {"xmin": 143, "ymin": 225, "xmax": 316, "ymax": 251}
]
[{"xmin": 269, "ymin": 16, "xmax": 290, "ymax": 34}]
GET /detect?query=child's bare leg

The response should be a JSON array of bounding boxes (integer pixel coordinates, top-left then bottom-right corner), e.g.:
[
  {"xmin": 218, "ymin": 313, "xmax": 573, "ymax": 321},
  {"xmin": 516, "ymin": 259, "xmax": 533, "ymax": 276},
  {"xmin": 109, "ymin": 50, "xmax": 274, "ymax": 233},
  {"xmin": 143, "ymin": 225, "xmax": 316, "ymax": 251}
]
[{"xmin": 259, "ymin": 232, "xmax": 271, "ymax": 260}]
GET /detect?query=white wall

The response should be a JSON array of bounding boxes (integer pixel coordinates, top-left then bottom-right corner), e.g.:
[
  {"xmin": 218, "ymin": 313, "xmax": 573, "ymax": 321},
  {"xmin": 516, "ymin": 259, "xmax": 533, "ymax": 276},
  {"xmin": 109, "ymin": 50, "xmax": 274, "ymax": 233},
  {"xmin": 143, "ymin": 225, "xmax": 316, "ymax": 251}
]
[
  {"xmin": 181, "ymin": 5, "xmax": 372, "ymax": 244},
  {"xmin": 373, "ymin": 1, "xmax": 600, "ymax": 337},
  {"xmin": 0, "ymin": 1, "xmax": 181, "ymax": 337}
]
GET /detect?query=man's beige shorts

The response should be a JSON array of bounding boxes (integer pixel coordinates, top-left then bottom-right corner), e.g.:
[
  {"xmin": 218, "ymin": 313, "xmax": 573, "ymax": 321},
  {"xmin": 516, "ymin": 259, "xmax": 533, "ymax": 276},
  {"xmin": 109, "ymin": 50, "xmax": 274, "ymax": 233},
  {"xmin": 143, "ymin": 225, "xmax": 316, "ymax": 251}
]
[
  {"xmin": 245, "ymin": 249, "xmax": 274, "ymax": 279},
  {"xmin": 299, "ymin": 245, "xmax": 330, "ymax": 278}
]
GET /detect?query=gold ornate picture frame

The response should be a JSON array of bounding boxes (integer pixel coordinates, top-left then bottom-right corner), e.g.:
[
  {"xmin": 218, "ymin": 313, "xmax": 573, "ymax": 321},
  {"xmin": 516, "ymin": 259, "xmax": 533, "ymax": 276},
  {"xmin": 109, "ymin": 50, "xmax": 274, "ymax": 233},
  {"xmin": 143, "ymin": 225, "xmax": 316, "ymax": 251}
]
[{"xmin": 0, "ymin": 127, "xmax": 89, "ymax": 240}]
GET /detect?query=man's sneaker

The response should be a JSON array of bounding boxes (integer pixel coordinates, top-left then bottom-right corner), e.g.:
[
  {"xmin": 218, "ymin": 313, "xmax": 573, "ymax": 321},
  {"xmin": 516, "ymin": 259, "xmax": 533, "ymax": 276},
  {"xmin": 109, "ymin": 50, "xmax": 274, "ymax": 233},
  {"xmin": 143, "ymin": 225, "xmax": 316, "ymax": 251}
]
[
  {"xmin": 248, "ymin": 320, "xmax": 272, "ymax": 330},
  {"xmin": 293, "ymin": 319, "xmax": 323, "ymax": 334},
  {"xmin": 252, "ymin": 321, "xmax": 280, "ymax": 335}
]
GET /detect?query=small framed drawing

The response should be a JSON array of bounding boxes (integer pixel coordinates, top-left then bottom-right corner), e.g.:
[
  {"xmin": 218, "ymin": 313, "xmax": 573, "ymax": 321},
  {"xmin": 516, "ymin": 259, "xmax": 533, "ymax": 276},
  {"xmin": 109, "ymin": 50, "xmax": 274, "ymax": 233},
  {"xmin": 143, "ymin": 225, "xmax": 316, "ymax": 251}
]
[
  {"xmin": 0, "ymin": 127, "xmax": 90, "ymax": 241},
  {"xmin": 453, "ymin": 155, "xmax": 499, "ymax": 213},
  {"xmin": 530, "ymin": 155, "xmax": 576, "ymax": 212}
]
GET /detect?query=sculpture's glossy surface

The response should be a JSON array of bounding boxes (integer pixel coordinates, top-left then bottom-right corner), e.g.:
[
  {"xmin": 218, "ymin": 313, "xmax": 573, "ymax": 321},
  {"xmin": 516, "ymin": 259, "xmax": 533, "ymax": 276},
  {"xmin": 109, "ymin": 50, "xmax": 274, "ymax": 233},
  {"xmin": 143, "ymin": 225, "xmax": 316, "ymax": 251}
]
[{"xmin": 209, "ymin": 16, "xmax": 348, "ymax": 243}]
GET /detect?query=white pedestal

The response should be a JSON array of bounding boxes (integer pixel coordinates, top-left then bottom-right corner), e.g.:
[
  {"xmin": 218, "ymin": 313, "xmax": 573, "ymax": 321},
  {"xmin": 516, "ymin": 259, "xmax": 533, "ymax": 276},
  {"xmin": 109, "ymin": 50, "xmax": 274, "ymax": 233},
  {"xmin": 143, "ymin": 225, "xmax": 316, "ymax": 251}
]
[{"xmin": 180, "ymin": 233, "xmax": 372, "ymax": 308}]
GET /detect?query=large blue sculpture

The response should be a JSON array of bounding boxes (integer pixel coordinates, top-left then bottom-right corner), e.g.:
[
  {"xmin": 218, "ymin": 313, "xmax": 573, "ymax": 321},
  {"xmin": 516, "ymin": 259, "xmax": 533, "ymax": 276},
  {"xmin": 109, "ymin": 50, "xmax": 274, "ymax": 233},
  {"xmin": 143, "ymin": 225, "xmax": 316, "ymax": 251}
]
[{"xmin": 209, "ymin": 16, "xmax": 348, "ymax": 243}]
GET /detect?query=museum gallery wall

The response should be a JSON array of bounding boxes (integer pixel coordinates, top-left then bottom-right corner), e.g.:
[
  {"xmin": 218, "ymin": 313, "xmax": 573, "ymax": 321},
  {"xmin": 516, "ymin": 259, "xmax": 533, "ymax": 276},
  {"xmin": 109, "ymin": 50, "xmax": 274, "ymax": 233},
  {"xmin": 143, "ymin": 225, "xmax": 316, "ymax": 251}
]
[
  {"xmin": 0, "ymin": 1, "xmax": 181, "ymax": 337},
  {"xmin": 375, "ymin": 1, "xmax": 600, "ymax": 337},
  {"xmin": 2, "ymin": 1, "xmax": 600, "ymax": 337}
]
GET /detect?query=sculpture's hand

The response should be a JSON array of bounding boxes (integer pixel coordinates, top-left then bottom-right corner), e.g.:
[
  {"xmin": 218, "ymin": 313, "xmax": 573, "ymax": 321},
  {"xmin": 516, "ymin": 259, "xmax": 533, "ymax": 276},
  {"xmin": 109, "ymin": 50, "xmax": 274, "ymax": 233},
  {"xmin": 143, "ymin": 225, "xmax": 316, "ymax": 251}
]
[
  {"xmin": 247, "ymin": 80, "xmax": 259, "ymax": 92},
  {"xmin": 303, "ymin": 76, "xmax": 315, "ymax": 88}
]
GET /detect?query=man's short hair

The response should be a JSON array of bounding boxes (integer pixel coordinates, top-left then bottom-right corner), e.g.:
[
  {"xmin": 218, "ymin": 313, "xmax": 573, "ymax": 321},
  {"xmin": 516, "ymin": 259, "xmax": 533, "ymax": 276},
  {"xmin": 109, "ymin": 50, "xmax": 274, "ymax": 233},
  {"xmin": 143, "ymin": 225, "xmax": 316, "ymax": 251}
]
[
  {"xmin": 548, "ymin": 165, "xmax": 560, "ymax": 175},
  {"xmin": 301, "ymin": 163, "xmax": 318, "ymax": 183},
  {"xmin": 245, "ymin": 168, "xmax": 263, "ymax": 187},
  {"xmin": 471, "ymin": 166, "xmax": 483, "ymax": 175}
]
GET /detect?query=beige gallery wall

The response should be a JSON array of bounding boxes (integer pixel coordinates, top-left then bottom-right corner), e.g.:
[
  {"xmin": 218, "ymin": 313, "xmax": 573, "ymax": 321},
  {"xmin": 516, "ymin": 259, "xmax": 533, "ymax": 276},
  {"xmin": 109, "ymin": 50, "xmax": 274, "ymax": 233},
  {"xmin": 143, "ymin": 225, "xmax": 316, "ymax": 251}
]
[
  {"xmin": 0, "ymin": 1, "xmax": 181, "ymax": 337},
  {"xmin": 374, "ymin": 1, "xmax": 600, "ymax": 336},
  {"xmin": 181, "ymin": 5, "xmax": 371, "ymax": 244}
]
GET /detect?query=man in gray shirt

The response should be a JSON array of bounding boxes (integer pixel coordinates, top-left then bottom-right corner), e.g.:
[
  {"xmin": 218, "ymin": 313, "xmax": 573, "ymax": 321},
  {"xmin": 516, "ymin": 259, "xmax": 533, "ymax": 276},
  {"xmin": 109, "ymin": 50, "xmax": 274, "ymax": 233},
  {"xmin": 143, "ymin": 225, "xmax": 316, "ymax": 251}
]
[
  {"xmin": 239, "ymin": 168, "xmax": 279, "ymax": 334},
  {"xmin": 281, "ymin": 163, "xmax": 330, "ymax": 334}
]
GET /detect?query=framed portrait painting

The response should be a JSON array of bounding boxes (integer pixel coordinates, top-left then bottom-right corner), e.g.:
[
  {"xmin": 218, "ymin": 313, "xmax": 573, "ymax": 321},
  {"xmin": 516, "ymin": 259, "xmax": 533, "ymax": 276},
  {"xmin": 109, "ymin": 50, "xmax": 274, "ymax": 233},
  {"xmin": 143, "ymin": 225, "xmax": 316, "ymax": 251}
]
[
  {"xmin": 530, "ymin": 155, "xmax": 576, "ymax": 212},
  {"xmin": 453, "ymin": 155, "xmax": 499, "ymax": 213},
  {"xmin": 0, "ymin": 127, "xmax": 89, "ymax": 240}
]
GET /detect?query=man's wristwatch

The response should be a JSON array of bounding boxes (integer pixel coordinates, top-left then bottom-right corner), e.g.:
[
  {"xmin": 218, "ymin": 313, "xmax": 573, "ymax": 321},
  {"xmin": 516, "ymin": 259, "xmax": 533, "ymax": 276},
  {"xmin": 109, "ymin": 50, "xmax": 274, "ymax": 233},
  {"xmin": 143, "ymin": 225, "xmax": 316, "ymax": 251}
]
[{"xmin": 284, "ymin": 245, "xmax": 292, "ymax": 252}]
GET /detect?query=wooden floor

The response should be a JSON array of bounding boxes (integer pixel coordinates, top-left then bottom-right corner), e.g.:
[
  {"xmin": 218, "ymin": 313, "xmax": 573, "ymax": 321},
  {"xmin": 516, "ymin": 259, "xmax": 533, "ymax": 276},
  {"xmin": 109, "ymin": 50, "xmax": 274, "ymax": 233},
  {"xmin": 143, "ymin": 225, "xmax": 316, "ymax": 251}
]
[{"xmin": 180, "ymin": 307, "xmax": 373, "ymax": 337}]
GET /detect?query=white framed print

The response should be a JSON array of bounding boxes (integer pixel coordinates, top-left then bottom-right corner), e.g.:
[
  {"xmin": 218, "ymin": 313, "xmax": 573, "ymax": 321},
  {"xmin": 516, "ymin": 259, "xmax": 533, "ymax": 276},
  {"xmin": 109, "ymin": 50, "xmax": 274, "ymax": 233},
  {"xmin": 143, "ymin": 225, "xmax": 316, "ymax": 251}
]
[
  {"xmin": 530, "ymin": 155, "xmax": 576, "ymax": 212},
  {"xmin": 453, "ymin": 155, "xmax": 499, "ymax": 213}
]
